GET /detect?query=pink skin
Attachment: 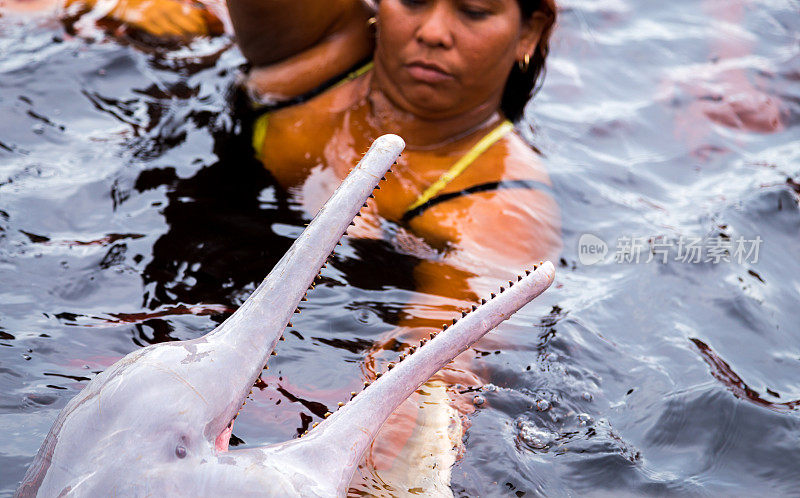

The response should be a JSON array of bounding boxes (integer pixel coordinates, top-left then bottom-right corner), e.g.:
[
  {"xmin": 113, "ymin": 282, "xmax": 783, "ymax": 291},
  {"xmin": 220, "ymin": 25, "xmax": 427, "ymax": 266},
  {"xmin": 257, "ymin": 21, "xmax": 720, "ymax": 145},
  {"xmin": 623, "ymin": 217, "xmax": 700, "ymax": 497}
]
[{"xmin": 215, "ymin": 423, "xmax": 233, "ymax": 453}]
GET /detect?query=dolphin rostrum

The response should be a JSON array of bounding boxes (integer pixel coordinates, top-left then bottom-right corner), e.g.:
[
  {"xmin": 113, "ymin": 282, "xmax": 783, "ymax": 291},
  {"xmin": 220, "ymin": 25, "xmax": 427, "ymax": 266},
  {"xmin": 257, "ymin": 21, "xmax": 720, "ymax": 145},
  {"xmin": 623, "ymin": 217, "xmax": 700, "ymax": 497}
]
[{"xmin": 16, "ymin": 134, "xmax": 556, "ymax": 497}]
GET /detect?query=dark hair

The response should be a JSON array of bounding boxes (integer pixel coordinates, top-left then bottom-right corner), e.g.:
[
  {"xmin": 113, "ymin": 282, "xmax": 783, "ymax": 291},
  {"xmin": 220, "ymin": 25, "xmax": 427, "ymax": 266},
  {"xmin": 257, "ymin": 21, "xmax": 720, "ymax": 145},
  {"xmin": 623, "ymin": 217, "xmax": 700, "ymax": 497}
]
[{"xmin": 501, "ymin": 0, "xmax": 557, "ymax": 121}]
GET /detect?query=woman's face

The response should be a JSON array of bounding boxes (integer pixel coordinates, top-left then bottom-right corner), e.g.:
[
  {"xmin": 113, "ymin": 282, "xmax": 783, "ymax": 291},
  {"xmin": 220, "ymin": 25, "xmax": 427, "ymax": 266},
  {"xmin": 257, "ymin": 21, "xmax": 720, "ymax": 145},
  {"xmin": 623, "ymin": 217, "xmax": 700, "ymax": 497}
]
[{"xmin": 373, "ymin": 0, "xmax": 544, "ymax": 120}]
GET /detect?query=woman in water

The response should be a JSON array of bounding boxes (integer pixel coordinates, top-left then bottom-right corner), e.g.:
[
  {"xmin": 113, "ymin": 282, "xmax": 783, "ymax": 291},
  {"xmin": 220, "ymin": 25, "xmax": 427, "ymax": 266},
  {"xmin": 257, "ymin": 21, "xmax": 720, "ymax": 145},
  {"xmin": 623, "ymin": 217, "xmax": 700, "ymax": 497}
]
[{"xmin": 229, "ymin": 0, "xmax": 560, "ymax": 493}]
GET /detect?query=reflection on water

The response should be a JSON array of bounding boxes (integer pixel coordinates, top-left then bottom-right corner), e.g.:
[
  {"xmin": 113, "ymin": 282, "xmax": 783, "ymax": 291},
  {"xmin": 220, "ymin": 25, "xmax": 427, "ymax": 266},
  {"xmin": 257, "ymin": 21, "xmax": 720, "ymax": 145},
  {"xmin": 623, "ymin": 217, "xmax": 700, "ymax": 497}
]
[{"xmin": 1, "ymin": 0, "xmax": 799, "ymax": 495}]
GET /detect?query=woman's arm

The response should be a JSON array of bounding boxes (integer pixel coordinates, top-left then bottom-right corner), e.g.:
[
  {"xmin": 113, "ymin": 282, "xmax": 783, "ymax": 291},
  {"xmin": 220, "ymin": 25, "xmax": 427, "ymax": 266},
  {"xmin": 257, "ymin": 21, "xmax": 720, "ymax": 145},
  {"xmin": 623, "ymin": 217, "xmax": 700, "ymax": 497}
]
[{"xmin": 227, "ymin": 0, "xmax": 374, "ymax": 103}]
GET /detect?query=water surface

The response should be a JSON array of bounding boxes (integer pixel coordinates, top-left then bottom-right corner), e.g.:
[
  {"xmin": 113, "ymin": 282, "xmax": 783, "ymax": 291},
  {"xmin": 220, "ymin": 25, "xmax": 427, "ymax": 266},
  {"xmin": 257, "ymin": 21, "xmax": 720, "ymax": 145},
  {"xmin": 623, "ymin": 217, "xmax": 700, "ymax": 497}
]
[{"xmin": 1, "ymin": 0, "xmax": 798, "ymax": 495}]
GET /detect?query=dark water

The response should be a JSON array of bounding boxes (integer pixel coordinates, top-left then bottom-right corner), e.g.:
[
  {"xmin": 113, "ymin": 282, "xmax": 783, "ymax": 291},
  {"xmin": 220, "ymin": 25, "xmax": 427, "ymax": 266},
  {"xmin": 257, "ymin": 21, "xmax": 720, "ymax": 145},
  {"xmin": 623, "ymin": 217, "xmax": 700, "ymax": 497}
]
[{"xmin": 1, "ymin": 0, "xmax": 799, "ymax": 496}]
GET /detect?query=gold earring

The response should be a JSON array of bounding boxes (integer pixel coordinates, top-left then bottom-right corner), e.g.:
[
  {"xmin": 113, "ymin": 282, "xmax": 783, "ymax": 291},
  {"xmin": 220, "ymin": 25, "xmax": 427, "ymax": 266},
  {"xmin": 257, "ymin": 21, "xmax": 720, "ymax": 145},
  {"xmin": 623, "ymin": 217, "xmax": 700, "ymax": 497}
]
[
  {"xmin": 367, "ymin": 16, "xmax": 377, "ymax": 28},
  {"xmin": 518, "ymin": 53, "xmax": 530, "ymax": 72}
]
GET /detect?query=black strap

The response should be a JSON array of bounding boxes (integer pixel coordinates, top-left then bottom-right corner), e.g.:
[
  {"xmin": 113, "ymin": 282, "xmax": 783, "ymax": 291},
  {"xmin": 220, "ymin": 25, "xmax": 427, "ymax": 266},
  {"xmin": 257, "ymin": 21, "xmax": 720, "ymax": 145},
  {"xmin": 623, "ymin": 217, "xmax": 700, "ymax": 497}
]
[
  {"xmin": 401, "ymin": 179, "xmax": 555, "ymax": 223},
  {"xmin": 243, "ymin": 56, "xmax": 373, "ymax": 119}
]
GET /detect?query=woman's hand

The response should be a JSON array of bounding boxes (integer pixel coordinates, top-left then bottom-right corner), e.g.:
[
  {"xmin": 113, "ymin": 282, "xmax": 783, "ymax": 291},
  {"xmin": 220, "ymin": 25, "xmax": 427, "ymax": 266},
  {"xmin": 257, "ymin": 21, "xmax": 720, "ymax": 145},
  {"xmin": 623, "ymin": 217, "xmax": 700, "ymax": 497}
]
[{"xmin": 64, "ymin": 0, "xmax": 224, "ymax": 37}]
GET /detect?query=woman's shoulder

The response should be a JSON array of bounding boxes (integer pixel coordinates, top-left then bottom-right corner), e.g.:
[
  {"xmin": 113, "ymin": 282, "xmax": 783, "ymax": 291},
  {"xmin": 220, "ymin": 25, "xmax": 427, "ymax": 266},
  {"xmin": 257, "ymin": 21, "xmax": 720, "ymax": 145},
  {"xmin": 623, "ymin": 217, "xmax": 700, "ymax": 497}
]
[
  {"xmin": 266, "ymin": 72, "xmax": 369, "ymax": 130},
  {"xmin": 405, "ymin": 128, "xmax": 561, "ymax": 264},
  {"xmin": 498, "ymin": 130, "xmax": 551, "ymax": 184},
  {"xmin": 257, "ymin": 73, "xmax": 371, "ymax": 185}
]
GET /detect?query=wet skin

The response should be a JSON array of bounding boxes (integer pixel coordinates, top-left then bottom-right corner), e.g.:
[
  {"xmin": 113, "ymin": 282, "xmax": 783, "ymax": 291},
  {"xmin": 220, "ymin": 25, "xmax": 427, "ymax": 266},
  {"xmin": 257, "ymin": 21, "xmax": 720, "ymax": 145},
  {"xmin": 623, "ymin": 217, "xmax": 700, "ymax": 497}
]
[
  {"xmin": 15, "ymin": 136, "xmax": 556, "ymax": 497},
  {"xmin": 256, "ymin": 0, "xmax": 560, "ymax": 315}
]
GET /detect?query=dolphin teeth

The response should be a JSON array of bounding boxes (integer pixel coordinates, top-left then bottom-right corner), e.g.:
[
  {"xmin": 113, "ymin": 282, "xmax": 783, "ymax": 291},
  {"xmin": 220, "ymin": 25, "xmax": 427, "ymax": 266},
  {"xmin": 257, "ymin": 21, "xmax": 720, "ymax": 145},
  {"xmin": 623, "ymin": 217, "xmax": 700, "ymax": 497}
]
[
  {"xmin": 376, "ymin": 372, "xmax": 382, "ymax": 378},
  {"xmin": 461, "ymin": 311, "xmax": 467, "ymax": 317},
  {"xmin": 491, "ymin": 293, "xmax": 496, "ymax": 298},
  {"xmin": 442, "ymin": 325, "xmax": 448, "ymax": 331},
  {"xmin": 509, "ymin": 280, "xmax": 514, "ymax": 287},
  {"xmin": 374, "ymin": 185, "xmax": 381, "ymax": 190},
  {"xmin": 500, "ymin": 286, "xmax": 505, "ymax": 292},
  {"xmin": 351, "ymin": 391, "xmax": 357, "ymax": 397},
  {"xmin": 280, "ymin": 336, "xmax": 285, "ymax": 341},
  {"xmin": 337, "ymin": 401, "xmax": 344, "ymax": 407},
  {"xmin": 420, "ymin": 339, "xmax": 427, "ymax": 345},
  {"xmin": 481, "ymin": 299, "xmax": 487, "ymax": 304},
  {"xmin": 364, "ymin": 381, "xmax": 371, "ymax": 386},
  {"xmin": 387, "ymin": 363, "xmax": 394, "ymax": 370},
  {"xmin": 429, "ymin": 332, "xmax": 436, "ymax": 339},
  {"xmin": 526, "ymin": 269, "xmax": 531, "ymax": 275},
  {"xmin": 471, "ymin": 305, "xmax": 477, "ymax": 311},
  {"xmin": 381, "ymin": 176, "xmax": 386, "ymax": 181},
  {"xmin": 363, "ymin": 202, "xmax": 368, "ymax": 207},
  {"xmin": 271, "ymin": 351, "xmax": 277, "ymax": 356},
  {"xmin": 325, "ymin": 412, "xmax": 332, "ymax": 418},
  {"xmin": 518, "ymin": 275, "xmax": 523, "ymax": 281},
  {"xmin": 452, "ymin": 318, "xmax": 458, "ymax": 325},
  {"xmin": 312, "ymin": 422, "xmax": 319, "ymax": 428},
  {"xmin": 287, "ymin": 322, "xmax": 293, "ymax": 327}
]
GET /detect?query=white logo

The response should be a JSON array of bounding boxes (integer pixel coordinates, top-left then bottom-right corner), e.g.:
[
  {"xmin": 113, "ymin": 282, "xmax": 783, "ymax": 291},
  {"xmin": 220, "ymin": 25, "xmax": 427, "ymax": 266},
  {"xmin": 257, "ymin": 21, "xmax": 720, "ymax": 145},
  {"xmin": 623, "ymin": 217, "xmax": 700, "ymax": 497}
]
[{"xmin": 578, "ymin": 233, "xmax": 608, "ymax": 265}]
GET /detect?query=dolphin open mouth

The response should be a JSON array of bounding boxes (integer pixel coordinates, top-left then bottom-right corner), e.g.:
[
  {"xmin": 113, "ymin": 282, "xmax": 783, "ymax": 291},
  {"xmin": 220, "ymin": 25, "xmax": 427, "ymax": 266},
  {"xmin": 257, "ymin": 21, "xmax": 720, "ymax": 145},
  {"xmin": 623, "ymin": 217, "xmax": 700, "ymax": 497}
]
[
  {"xmin": 17, "ymin": 135, "xmax": 556, "ymax": 497},
  {"xmin": 215, "ymin": 419, "xmax": 234, "ymax": 453}
]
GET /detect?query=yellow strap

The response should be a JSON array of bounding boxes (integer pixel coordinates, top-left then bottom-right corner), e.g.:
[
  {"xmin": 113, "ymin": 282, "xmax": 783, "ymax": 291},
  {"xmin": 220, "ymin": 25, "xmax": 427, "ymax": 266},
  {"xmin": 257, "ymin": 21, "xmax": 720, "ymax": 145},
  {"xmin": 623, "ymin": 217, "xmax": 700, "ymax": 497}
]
[
  {"xmin": 406, "ymin": 120, "xmax": 514, "ymax": 213},
  {"xmin": 252, "ymin": 62, "xmax": 374, "ymax": 161},
  {"xmin": 252, "ymin": 113, "xmax": 269, "ymax": 160},
  {"xmin": 333, "ymin": 61, "xmax": 374, "ymax": 89}
]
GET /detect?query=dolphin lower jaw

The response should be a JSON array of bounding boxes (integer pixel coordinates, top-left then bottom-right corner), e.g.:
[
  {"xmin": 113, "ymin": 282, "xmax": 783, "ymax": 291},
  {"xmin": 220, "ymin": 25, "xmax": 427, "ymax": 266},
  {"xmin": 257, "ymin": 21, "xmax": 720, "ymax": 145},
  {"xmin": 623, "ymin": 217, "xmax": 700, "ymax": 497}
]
[{"xmin": 280, "ymin": 262, "xmax": 557, "ymax": 494}]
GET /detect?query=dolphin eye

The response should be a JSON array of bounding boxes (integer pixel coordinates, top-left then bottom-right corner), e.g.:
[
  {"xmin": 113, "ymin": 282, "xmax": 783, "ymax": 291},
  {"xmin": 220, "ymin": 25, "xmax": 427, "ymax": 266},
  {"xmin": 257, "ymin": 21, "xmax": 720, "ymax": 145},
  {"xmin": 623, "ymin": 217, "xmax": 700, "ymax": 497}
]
[{"xmin": 175, "ymin": 445, "xmax": 187, "ymax": 458}]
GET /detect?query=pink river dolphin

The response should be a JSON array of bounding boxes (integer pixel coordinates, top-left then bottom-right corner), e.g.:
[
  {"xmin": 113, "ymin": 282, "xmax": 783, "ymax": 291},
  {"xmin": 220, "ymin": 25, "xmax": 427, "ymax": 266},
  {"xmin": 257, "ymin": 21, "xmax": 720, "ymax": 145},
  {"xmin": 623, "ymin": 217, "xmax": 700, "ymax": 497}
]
[{"xmin": 16, "ymin": 135, "xmax": 555, "ymax": 497}]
